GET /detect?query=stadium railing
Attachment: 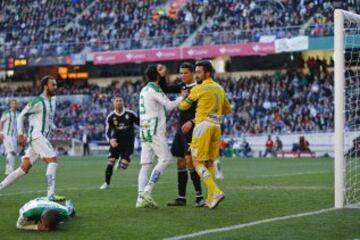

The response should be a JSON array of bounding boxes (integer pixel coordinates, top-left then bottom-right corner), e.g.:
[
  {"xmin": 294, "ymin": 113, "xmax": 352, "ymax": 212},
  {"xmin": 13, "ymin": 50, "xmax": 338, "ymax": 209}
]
[{"xmin": 1, "ymin": 24, "xmax": 336, "ymax": 58}]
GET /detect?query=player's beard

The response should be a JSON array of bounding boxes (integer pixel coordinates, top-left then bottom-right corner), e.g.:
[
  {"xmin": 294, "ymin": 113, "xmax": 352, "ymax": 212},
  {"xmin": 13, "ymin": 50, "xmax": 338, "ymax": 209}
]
[
  {"xmin": 196, "ymin": 79, "xmax": 204, "ymax": 84},
  {"xmin": 47, "ymin": 89, "xmax": 56, "ymax": 96}
]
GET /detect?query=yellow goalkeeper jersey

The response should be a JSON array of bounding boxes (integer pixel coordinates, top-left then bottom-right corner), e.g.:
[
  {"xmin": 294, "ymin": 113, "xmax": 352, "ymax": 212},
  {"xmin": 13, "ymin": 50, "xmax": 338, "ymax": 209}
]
[{"xmin": 179, "ymin": 78, "xmax": 232, "ymax": 124}]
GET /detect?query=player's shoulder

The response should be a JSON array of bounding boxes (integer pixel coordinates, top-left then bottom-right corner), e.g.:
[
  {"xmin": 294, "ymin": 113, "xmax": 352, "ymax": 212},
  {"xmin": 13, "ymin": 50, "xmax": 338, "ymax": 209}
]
[
  {"xmin": 146, "ymin": 82, "xmax": 164, "ymax": 94},
  {"xmin": 213, "ymin": 82, "xmax": 226, "ymax": 93},
  {"xmin": 106, "ymin": 111, "xmax": 115, "ymax": 119},
  {"xmin": 190, "ymin": 84, "xmax": 201, "ymax": 92},
  {"xmin": 1, "ymin": 109, "xmax": 10, "ymax": 115},
  {"xmin": 28, "ymin": 95, "xmax": 44, "ymax": 106},
  {"xmin": 125, "ymin": 108, "xmax": 137, "ymax": 116}
]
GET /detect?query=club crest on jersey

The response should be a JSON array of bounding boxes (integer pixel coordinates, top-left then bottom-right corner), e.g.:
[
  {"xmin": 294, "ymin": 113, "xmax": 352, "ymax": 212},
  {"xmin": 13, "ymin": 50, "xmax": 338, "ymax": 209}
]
[{"xmin": 125, "ymin": 114, "xmax": 129, "ymax": 119}]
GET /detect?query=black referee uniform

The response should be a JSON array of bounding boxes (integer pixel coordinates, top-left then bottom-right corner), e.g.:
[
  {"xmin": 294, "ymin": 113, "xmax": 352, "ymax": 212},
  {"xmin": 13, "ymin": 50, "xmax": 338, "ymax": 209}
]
[
  {"xmin": 170, "ymin": 83, "xmax": 197, "ymax": 157},
  {"xmin": 159, "ymin": 77, "xmax": 203, "ymax": 206}
]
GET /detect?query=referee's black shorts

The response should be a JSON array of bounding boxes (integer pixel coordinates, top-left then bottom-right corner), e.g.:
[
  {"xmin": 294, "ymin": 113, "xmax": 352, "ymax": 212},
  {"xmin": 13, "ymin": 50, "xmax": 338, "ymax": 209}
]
[
  {"xmin": 171, "ymin": 130, "xmax": 192, "ymax": 157},
  {"xmin": 108, "ymin": 140, "xmax": 134, "ymax": 162}
]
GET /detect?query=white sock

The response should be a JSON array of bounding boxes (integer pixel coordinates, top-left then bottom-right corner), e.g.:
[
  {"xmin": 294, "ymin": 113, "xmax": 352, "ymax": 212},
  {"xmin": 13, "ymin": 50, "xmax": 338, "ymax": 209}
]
[
  {"xmin": 46, "ymin": 163, "xmax": 58, "ymax": 198},
  {"xmin": 5, "ymin": 154, "xmax": 9, "ymax": 173},
  {"xmin": 0, "ymin": 167, "xmax": 26, "ymax": 190},
  {"xmin": 215, "ymin": 159, "xmax": 223, "ymax": 176},
  {"xmin": 144, "ymin": 160, "xmax": 171, "ymax": 193},
  {"xmin": 138, "ymin": 163, "xmax": 152, "ymax": 194},
  {"xmin": 7, "ymin": 153, "xmax": 16, "ymax": 173}
]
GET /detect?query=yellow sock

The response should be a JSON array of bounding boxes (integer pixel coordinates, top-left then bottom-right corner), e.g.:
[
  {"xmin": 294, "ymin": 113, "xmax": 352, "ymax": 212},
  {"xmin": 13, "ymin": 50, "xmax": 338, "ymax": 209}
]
[
  {"xmin": 208, "ymin": 164, "xmax": 216, "ymax": 179},
  {"xmin": 195, "ymin": 163, "xmax": 220, "ymax": 201},
  {"xmin": 206, "ymin": 164, "xmax": 217, "ymax": 203}
]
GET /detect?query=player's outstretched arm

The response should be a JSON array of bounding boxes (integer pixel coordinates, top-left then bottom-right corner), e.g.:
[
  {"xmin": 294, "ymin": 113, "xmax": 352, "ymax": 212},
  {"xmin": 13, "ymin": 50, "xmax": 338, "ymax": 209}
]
[
  {"xmin": 16, "ymin": 216, "xmax": 38, "ymax": 231},
  {"xmin": 153, "ymin": 90, "xmax": 184, "ymax": 111},
  {"xmin": 17, "ymin": 99, "xmax": 40, "ymax": 137},
  {"xmin": 159, "ymin": 76, "xmax": 183, "ymax": 94},
  {"xmin": 0, "ymin": 112, "xmax": 6, "ymax": 142},
  {"xmin": 179, "ymin": 85, "xmax": 199, "ymax": 111},
  {"xmin": 105, "ymin": 113, "xmax": 113, "ymax": 142}
]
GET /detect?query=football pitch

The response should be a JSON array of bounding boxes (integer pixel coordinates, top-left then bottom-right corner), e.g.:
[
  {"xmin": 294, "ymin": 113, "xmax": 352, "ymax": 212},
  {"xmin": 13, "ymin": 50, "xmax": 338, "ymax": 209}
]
[{"xmin": 0, "ymin": 156, "xmax": 359, "ymax": 240}]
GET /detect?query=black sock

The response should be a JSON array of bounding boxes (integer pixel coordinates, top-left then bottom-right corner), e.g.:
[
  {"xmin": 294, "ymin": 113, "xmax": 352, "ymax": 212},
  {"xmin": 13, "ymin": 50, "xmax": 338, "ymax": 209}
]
[
  {"xmin": 178, "ymin": 169, "xmax": 188, "ymax": 198},
  {"xmin": 189, "ymin": 169, "xmax": 202, "ymax": 197},
  {"xmin": 105, "ymin": 164, "xmax": 114, "ymax": 185}
]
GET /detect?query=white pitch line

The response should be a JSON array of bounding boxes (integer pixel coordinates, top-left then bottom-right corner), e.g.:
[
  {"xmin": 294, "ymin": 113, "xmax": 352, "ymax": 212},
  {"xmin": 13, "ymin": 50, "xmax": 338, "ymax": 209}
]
[
  {"xmin": 0, "ymin": 170, "xmax": 332, "ymax": 197},
  {"xmin": 163, "ymin": 208, "xmax": 336, "ymax": 240},
  {"xmin": 0, "ymin": 183, "xmax": 331, "ymax": 197},
  {"xmin": 256, "ymin": 171, "xmax": 331, "ymax": 178},
  {"xmin": 231, "ymin": 185, "xmax": 332, "ymax": 191},
  {"xmin": 0, "ymin": 182, "xmax": 172, "ymax": 197}
]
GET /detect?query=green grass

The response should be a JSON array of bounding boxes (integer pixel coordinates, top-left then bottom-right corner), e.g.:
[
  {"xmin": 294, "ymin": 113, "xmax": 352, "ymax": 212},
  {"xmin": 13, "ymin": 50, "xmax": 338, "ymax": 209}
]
[{"xmin": 0, "ymin": 156, "xmax": 359, "ymax": 240}]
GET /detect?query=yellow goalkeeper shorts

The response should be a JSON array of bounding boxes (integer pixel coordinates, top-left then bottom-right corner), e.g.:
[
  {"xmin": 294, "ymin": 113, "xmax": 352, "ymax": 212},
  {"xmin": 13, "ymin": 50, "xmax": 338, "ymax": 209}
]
[{"xmin": 190, "ymin": 121, "xmax": 221, "ymax": 161}]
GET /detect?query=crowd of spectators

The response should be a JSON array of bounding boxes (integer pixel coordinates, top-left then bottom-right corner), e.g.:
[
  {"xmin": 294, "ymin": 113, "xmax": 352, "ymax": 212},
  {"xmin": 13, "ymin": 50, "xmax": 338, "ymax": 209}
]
[
  {"xmin": 194, "ymin": 0, "xmax": 360, "ymax": 45},
  {"xmin": 1, "ymin": 0, "xmax": 360, "ymax": 58},
  {"xmin": 0, "ymin": 0, "xmax": 94, "ymax": 58},
  {"xmin": 0, "ymin": 65, "xmax": 336, "ymax": 143},
  {"xmin": 220, "ymin": 69, "xmax": 334, "ymax": 138}
]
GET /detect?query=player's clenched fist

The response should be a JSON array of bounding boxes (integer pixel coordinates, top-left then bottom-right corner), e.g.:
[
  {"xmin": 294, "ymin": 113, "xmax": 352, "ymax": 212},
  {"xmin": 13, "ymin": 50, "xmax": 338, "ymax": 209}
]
[{"xmin": 157, "ymin": 64, "xmax": 167, "ymax": 77}]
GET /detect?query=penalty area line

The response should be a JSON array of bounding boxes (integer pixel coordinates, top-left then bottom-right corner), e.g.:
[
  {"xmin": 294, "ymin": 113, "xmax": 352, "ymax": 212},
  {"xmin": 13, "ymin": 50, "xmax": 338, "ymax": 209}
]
[{"xmin": 163, "ymin": 208, "xmax": 336, "ymax": 240}]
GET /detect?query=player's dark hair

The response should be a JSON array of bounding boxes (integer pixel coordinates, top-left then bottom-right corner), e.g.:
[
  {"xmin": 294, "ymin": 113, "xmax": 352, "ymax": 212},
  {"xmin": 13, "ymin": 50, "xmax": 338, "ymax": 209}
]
[
  {"xmin": 179, "ymin": 62, "xmax": 194, "ymax": 72},
  {"xmin": 41, "ymin": 209, "xmax": 61, "ymax": 230},
  {"xmin": 195, "ymin": 60, "xmax": 214, "ymax": 76},
  {"xmin": 114, "ymin": 95, "xmax": 123, "ymax": 100},
  {"xmin": 40, "ymin": 75, "xmax": 56, "ymax": 91},
  {"xmin": 145, "ymin": 65, "xmax": 159, "ymax": 82}
]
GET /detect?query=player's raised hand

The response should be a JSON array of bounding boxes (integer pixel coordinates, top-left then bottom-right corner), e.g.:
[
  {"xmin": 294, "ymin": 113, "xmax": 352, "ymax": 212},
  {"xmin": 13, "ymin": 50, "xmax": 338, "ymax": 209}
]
[
  {"xmin": 110, "ymin": 138, "xmax": 118, "ymax": 148},
  {"xmin": 181, "ymin": 120, "xmax": 194, "ymax": 134},
  {"xmin": 157, "ymin": 64, "xmax": 167, "ymax": 77},
  {"xmin": 17, "ymin": 134, "xmax": 26, "ymax": 147}
]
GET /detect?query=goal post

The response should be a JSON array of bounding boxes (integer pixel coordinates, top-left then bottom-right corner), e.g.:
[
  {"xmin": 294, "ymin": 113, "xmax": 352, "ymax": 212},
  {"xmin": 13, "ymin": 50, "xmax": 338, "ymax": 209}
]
[{"xmin": 334, "ymin": 9, "xmax": 360, "ymax": 208}]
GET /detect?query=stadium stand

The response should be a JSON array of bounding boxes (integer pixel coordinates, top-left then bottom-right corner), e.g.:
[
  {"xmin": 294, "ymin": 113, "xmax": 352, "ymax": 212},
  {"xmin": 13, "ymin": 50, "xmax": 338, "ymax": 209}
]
[
  {"xmin": 1, "ymin": 0, "xmax": 360, "ymax": 57},
  {"xmin": 0, "ymin": 67, "xmax": 335, "ymax": 143}
]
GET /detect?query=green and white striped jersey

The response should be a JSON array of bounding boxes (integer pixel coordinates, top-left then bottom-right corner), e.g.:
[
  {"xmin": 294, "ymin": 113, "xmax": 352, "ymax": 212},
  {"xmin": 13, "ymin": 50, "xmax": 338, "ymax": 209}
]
[
  {"xmin": 0, "ymin": 109, "xmax": 19, "ymax": 137},
  {"xmin": 16, "ymin": 197, "xmax": 73, "ymax": 230},
  {"xmin": 19, "ymin": 198, "xmax": 70, "ymax": 222},
  {"xmin": 17, "ymin": 94, "xmax": 56, "ymax": 142},
  {"xmin": 139, "ymin": 82, "xmax": 182, "ymax": 143}
]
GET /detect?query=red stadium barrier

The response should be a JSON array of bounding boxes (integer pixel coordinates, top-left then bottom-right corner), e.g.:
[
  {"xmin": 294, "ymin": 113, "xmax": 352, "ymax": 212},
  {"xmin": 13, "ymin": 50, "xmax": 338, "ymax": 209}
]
[{"xmin": 93, "ymin": 42, "xmax": 275, "ymax": 65}]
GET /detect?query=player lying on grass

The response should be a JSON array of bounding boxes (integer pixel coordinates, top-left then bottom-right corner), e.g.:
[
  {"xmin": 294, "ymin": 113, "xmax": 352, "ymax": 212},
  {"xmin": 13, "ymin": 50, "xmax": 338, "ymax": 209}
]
[
  {"xmin": 16, "ymin": 197, "xmax": 75, "ymax": 231},
  {"xmin": 0, "ymin": 76, "xmax": 65, "ymax": 201}
]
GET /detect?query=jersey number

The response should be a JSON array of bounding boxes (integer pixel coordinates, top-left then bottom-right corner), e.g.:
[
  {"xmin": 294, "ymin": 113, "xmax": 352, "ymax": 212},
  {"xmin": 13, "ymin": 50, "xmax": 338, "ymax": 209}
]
[{"xmin": 140, "ymin": 95, "xmax": 146, "ymax": 115}]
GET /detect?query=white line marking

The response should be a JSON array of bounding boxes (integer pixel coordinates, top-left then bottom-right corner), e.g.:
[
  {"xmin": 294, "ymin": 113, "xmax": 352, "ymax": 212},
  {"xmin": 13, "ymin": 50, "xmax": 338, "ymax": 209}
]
[
  {"xmin": 163, "ymin": 208, "xmax": 336, "ymax": 240},
  {"xmin": 0, "ymin": 182, "xmax": 171, "ymax": 197},
  {"xmin": 231, "ymin": 185, "xmax": 332, "ymax": 191},
  {"xmin": 0, "ymin": 170, "xmax": 332, "ymax": 197},
  {"xmin": 256, "ymin": 171, "xmax": 331, "ymax": 178},
  {"xmin": 0, "ymin": 184, "xmax": 331, "ymax": 197}
]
